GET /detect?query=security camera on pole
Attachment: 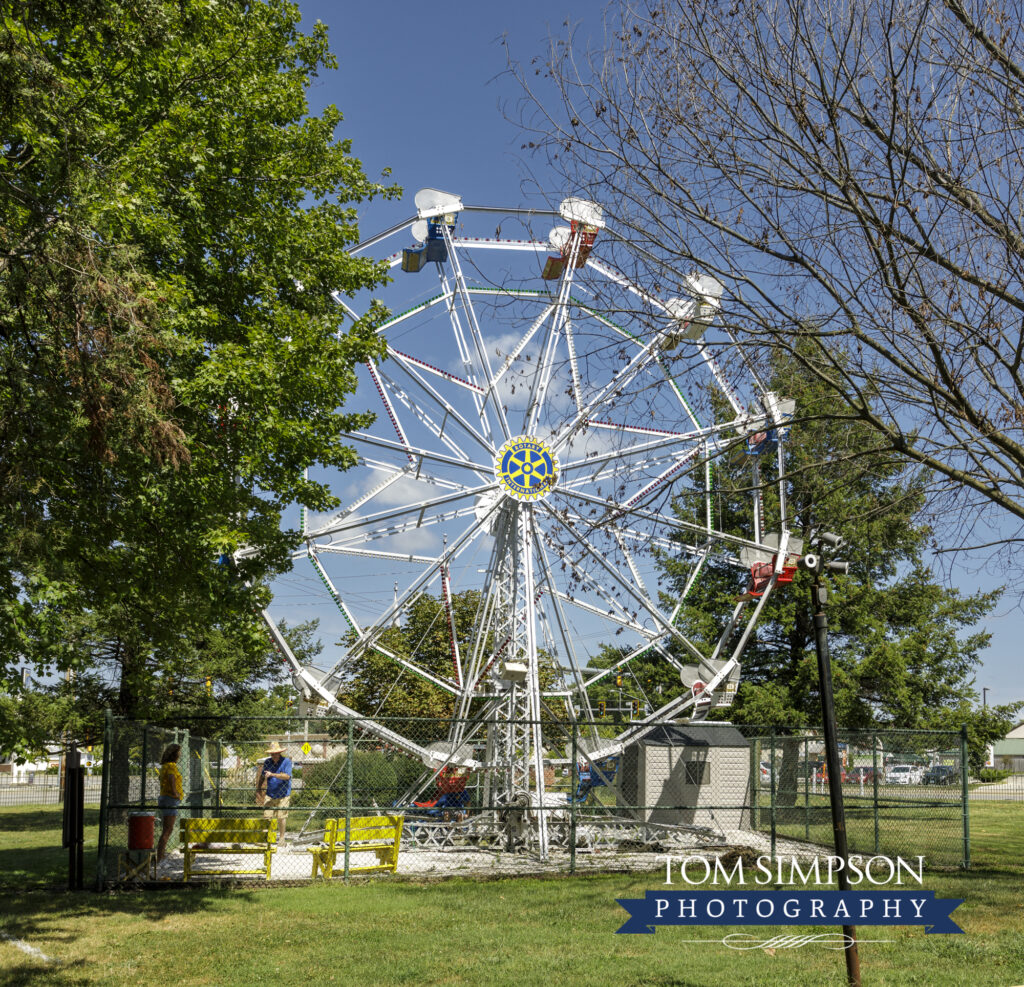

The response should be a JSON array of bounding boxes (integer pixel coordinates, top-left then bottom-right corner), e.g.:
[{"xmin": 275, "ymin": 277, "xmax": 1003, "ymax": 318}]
[{"xmin": 797, "ymin": 533, "xmax": 860, "ymax": 987}]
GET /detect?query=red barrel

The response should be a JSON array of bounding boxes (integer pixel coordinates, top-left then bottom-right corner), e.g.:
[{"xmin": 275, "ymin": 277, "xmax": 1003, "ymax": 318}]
[{"xmin": 128, "ymin": 813, "xmax": 155, "ymax": 850}]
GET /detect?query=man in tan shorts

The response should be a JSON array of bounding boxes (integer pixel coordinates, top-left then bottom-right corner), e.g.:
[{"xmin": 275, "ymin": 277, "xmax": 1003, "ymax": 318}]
[{"xmin": 257, "ymin": 741, "xmax": 293, "ymax": 843}]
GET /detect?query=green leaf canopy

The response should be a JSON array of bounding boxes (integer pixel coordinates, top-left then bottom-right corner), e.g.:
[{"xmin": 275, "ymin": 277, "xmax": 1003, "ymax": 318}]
[{"xmin": 0, "ymin": 0, "xmax": 398, "ymax": 739}]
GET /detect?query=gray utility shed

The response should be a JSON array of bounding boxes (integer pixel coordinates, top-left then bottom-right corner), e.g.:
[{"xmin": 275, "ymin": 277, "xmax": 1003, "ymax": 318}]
[{"xmin": 618, "ymin": 723, "xmax": 752, "ymax": 832}]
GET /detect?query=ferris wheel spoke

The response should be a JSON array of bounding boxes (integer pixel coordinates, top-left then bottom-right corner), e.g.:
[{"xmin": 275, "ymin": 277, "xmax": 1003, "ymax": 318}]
[
  {"xmin": 433, "ymin": 267, "xmax": 497, "ymax": 447},
  {"xmin": 488, "ymin": 302, "xmax": 556, "ymax": 395},
  {"xmin": 581, "ymin": 636, "xmax": 669, "ymax": 689},
  {"xmin": 313, "ymin": 545, "xmax": 438, "ymax": 564},
  {"xmin": 386, "ymin": 349, "xmax": 494, "ymax": 456},
  {"xmin": 324, "ymin": 506, "xmax": 480, "ymax": 549},
  {"xmin": 550, "ymin": 340, "xmax": 665, "ymax": 456},
  {"xmin": 525, "ymin": 231, "xmax": 584, "ymax": 435},
  {"xmin": 442, "ymin": 230, "xmax": 512, "ymax": 442},
  {"xmin": 695, "ymin": 340, "xmax": 745, "ymax": 417},
  {"xmin": 373, "ymin": 288, "xmax": 455, "ymax": 336},
  {"xmin": 537, "ymin": 523, "xmax": 653, "ymax": 635},
  {"xmin": 332, "ymin": 498, "xmax": 502, "ymax": 679},
  {"xmin": 303, "ymin": 463, "xmax": 417, "ymax": 539},
  {"xmin": 585, "ymin": 254, "xmax": 671, "ymax": 318},
  {"xmin": 612, "ymin": 528, "xmax": 649, "ymax": 597},
  {"xmin": 524, "ymin": 300, "xmax": 564, "ymax": 435},
  {"xmin": 606, "ymin": 522, "xmax": 678, "ymax": 554},
  {"xmin": 551, "ymin": 589, "xmax": 653, "ymax": 636},
  {"xmin": 358, "ymin": 457, "xmax": 467, "ymax": 492},
  {"xmin": 365, "ymin": 359, "xmax": 414, "ymax": 463},
  {"xmin": 563, "ymin": 315, "xmax": 583, "ymax": 411},
  {"xmin": 439, "ymin": 563, "xmax": 464, "ymax": 688},
  {"xmin": 388, "ymin": 344, "xmax": 485, "ymax": 396},
  {"xmin": 374, "ymin": 365, "xmax": 490, "ymax": 480},
  {"xmin": 364, "ymin": 641, "xmax": 461, "ymax": 695},
  {"xmin": 554, "ymin": 485, "xmax": 764, "ymax": 560},
  {"xmin": 530, "ymin": 530, "xmax": 593, "ymax": 705},
  {"xmin": 551, "ymin": 500, "xmax": 707, "ymax": 561},
  {"xmin": 313, "ymin": 482, "xmax": 495, "ymax": 540},
  {"xmin": 616, "ymin": 446, "xmax": 703, "ymax": 510},
  {"xmin": 540, "ymin": 501, "xmax": 708, "ymax": 664},
  {"xmin": 559, "ymin": 419, "xmax": 734, "ymax": 474},
  {"xmin": 348, "ymin": 431, "xmax": 492, "ymax": 475},
  {"xmin": 459, "ymin": 521, "xmax": 515, "ymax": 707},
  {"xmin": 558, "ymin": 445, "xmax": 706, "ymax": 499}
]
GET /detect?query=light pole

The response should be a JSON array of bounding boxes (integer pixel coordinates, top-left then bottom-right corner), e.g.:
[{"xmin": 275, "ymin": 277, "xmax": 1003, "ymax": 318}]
[
  {"xmin": 982, "ymin": 687, "xmax": 990, "ymax": 708},
  {"xmin": 798, "ymin": 534, "xmax": 860, "ymax": 987}
]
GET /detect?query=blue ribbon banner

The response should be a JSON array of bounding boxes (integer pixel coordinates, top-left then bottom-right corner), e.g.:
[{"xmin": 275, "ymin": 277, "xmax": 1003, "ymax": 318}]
[{"xmin": 616, "ymin": 890, "xmax": 964, "ymax": 935}]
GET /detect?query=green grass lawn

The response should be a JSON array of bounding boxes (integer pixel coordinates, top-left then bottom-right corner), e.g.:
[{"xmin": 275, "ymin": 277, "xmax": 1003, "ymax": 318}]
[{"xmin": 1, "ymin": 803, "xmax": 1022, "ymax": 986}]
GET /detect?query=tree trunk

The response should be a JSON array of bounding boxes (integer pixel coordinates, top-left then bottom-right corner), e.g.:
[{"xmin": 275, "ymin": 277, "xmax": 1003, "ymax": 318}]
[{"xmin": 775, "ymin": 736, "xmax": 802, "ymax": 808}]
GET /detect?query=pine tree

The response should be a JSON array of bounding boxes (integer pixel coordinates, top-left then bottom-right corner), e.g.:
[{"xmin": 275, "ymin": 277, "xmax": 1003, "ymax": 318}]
[{"xmin": 659, "ymin": 353, "xmax": 1013, "ymax": 784}]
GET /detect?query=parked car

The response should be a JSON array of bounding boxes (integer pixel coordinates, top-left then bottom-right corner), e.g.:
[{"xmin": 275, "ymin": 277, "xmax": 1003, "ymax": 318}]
[
  {"xmin": 760, "ymin": 761, "xmax": 772, "ymax": 782},
  {"xmin": 922, "ymin": 764, "xmax": 958, "ymax": 785},
  {"xmin": 846, "ymin": 766, "xmax": 876, "ymax": 783},
  {"xmin": 885, "ymin": 764, "xmax": 923, "ymax": 784}
]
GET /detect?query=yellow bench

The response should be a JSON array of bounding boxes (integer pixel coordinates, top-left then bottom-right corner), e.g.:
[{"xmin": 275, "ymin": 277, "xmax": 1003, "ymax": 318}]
[
  {"xmin": 309, "ymin": 814, "xmax": 403, "ymax": 879},
  {"xmin": 182, "ymin": 817, "xmax": 277, "ymax": 881}
]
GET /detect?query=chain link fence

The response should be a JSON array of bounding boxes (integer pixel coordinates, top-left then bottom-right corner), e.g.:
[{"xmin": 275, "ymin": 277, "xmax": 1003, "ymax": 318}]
[
  {"xmin": 969, "ymin": 772, "xmax": 1024, "ymax": 801},
  {"xmin": 748, "ymin": 726, "xmax": 967, "ymax": 869},
  {"xmin": 0, "ymin": 768, "xmax": 103, "ymax": 807},
  {"xmin": 95, "ymin": 714, "xmax": 968, "ymax": 887}
]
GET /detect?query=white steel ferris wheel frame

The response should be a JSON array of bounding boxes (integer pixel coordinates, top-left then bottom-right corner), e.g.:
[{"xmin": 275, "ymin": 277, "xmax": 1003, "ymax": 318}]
[{"xmin": 255, "ymin": 188, "xmax": 797, "ymax": 853}]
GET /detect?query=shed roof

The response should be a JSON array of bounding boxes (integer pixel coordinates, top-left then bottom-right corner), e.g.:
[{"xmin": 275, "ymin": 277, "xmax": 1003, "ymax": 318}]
[
  {"xmin": 637, "ymin": 724, "xmax": 750, "ymax": 748},
  {"xmin": 993, "ymin": 739, "xmax": 1024, "ymax": 755}
]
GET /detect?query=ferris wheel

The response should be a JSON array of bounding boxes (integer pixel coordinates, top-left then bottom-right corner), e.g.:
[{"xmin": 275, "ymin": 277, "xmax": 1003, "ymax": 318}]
[{"xmin": 256, "ymin": 188, "xmax": 797, "ymax": 853}]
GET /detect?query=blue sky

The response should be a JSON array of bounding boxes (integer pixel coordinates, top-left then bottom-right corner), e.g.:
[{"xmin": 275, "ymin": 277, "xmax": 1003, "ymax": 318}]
[{"xmin": 290, "ymin": 0, "xmax": 1021, "ymax": 709}]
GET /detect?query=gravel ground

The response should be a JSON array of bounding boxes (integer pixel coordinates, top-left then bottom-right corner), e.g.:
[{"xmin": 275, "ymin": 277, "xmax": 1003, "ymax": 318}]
[{"xmin": 148, "ymin": 826, "xmax": 823, "ymax": 883}]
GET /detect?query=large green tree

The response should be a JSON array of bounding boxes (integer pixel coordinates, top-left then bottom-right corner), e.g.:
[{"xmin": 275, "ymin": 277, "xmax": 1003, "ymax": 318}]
[
  {"xmin": 0, "ymin": 0, "xmax": 397, "ymax": 747},
  {"xmin": 658, "ymin": 355, "xmax": 1017, "ymax": 774}
]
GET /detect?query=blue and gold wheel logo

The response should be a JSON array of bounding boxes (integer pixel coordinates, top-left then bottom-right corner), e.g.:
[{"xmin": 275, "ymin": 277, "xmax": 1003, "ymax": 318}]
[{"xmin": 495, "ymin": 435, "xmax": 559, "ymax": 502}]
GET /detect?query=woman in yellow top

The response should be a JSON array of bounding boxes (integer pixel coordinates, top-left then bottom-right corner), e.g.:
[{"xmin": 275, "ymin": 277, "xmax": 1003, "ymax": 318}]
[{"xmin": 157, "ymin": 744, "xmax": 183, "ymax": 862}]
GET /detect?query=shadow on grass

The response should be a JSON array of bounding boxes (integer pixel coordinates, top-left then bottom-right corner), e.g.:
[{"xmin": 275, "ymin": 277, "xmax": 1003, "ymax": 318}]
[
  {"xmin": 0, "ymin": 807, "xmax": 102, "ymax": 892},
  {"xmin": 0, "ymin": 884, "xmax": 266, "ymax": 985},
  {"xmin": 0, "ymin": 806, "xmax": 99, "ymax": 834}
]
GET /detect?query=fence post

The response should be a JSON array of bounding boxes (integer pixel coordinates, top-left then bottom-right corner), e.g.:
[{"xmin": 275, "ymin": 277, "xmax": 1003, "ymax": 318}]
[
  {"xmin": 139, "ymin": 726, "xmax": 148, "ymax": 807},
  {"xmin": 961, "ymin": 726, "xmax": 970, "ymax": 869},
  {"xmin": 344, "ymin": 719, "xmax": 354, "ymax": 882},
  {"xmin": 570, "ymin": 719, "xmax": 577, "ymax": 875},
  {"xmin": 769, "ymin": 727, "xmax": 776, "ymax": 865},
  {"xmin": 751, "ymin": 738, "xmax": 759, "ymax": 831},
  {"xmin": 872, "ymin": 731, "xmax": 879, "ymax": 855},
  {"xmin": 64, "ymin": 743, "xmax": 84, "ymax": 890},
  {"xmin": 182, "ymin": 729, "xmax": 191, "ymax": 839},
  {"xmin": 95, "ymin": 710, "xmax": 113, "ymax": 890},
  {"xmin": 215, "ymin": 739, "xmax": 222, "ymax": 813},
  {"xmin": 804, "ymin": 736, "xmax": 810, "ymax": 841}
]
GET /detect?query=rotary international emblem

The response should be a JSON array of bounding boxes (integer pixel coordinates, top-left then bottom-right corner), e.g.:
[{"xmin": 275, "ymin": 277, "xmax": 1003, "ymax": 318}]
[{"xmin": 495, "ymin": 435, "xmax": 559, "ymax": 501}]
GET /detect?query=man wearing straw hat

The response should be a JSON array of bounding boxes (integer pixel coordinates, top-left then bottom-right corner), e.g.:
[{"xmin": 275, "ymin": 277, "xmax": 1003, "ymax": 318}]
[{"xmin": 257, "ymin": 742, "xmax": 293, "ymax": 844}]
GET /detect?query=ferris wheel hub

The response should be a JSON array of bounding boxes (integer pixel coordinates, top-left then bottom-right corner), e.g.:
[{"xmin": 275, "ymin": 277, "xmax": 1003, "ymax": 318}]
[{"xmin": 494, "ymin": 435, "xmax": 560, "ymax": 502}]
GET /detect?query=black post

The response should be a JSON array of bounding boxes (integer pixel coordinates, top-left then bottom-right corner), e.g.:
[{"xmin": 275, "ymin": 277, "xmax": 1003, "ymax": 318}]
[
  {"xmin": 812, "ymin": 576, "xmax": 861, "ymax": 987},
  {"xmin": 75, "ymin": 757, "xmax": 85, "ymax": 888},
  {"xmin": 63, "ymin": 743, "xmax": 85, "ymax": 890}
]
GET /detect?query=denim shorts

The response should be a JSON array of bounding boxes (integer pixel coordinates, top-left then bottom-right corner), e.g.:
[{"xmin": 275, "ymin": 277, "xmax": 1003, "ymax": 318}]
[{"xmin": 157, "ymin": 795, "xmax": 180, "ymax": 818}]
